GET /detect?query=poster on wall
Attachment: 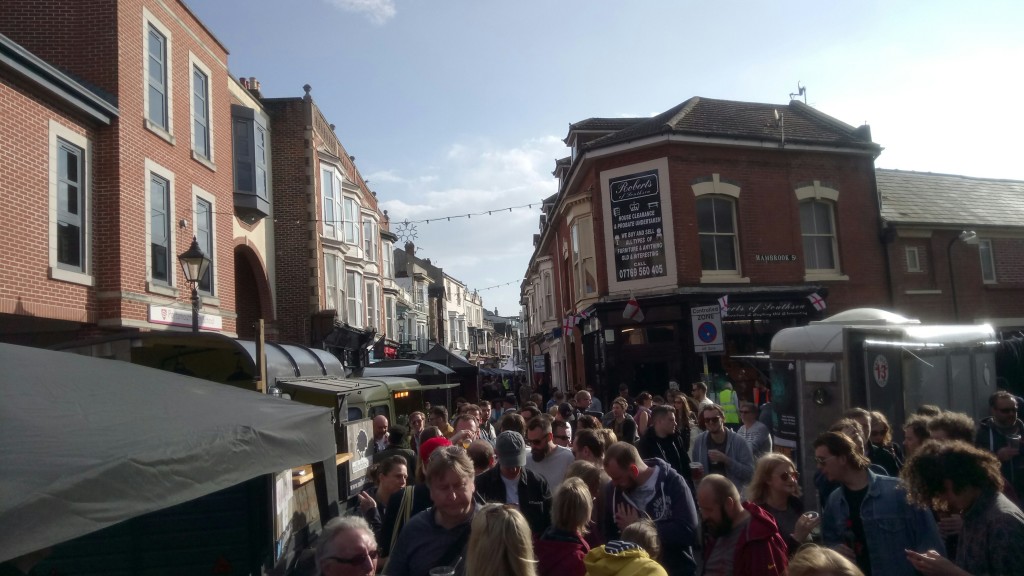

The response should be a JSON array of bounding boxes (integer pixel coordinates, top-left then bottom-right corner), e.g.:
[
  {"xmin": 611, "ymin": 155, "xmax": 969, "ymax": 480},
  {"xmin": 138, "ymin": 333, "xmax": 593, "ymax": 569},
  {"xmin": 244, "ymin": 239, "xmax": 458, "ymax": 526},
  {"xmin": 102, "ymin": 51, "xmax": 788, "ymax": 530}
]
[
  {"xmin": 609, "ymin": 169, "xmax": 667, "ymax": 282},
  {"xmin": 341, "ymin": 418, "xmax": 375, "ymax": 496},
  {"xmin": 769, "ymin": 360, "xmax": 799, "ymax": 449}
]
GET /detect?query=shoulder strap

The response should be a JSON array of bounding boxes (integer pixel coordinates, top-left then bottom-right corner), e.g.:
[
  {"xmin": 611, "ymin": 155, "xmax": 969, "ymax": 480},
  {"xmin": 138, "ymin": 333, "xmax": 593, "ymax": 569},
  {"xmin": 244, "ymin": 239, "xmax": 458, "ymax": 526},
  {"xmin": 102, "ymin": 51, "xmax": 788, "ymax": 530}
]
[{"xmin": 388, "ymin": 486, "xmax": 416, "ymax": 555}]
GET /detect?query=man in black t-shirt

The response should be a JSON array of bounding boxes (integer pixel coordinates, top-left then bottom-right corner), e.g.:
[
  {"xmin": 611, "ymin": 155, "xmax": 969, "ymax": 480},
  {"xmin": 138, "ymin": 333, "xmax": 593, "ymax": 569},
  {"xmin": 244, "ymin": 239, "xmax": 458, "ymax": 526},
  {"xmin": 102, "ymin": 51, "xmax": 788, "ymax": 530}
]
[{"xmin": 638, "ymin": 405, "xmax": 694, "ymax": 493}]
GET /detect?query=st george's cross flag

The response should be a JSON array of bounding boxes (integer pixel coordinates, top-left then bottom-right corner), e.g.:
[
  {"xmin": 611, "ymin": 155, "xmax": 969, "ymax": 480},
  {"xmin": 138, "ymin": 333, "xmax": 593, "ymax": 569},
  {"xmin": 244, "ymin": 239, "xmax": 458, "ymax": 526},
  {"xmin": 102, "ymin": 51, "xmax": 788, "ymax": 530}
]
[
  {"xmin": 623, "ymin": 296, "xmax": 644, "ymax": 322},
  {"xmin": 718, "ymin": 295, "xmax": 729, "ymax": 318},
  {"xmin": 808, "ymin": 292, "xmax": 827, "ymax": 312}
]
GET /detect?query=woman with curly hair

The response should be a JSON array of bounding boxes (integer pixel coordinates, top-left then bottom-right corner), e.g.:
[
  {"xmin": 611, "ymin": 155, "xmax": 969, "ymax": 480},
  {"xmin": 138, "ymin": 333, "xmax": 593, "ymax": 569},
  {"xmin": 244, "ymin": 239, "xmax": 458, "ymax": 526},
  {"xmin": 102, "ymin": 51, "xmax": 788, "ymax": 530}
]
[
  {"xmin": 901, "ymin": 440, "xmax": 1024, "ymax": 576},
  {"xmin": 788, "ymin": 544, "xmax": 864, "ymax": 576},
  {"xmin": 868, "ymin": 410, "xmax": 904, "ymax": 469},
  {"xmin": 465, "ymin": 503, "xmax": 537, "ymax": 576},
  {"xmin": 746, "ymin": 453, "xmax": 818, "ymax": 555}
]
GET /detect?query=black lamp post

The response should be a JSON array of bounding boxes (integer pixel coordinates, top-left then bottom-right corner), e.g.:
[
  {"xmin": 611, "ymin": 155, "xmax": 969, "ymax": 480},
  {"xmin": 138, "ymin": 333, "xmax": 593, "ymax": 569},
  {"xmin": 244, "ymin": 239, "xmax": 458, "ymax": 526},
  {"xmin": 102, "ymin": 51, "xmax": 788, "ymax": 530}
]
[
  {"xmin": 947, "ymin": 230, "xmax": 978, "ymax": 322},
  {"xmin": 178, "ymin": 236, "xmax": 211, "ymax": 333}
]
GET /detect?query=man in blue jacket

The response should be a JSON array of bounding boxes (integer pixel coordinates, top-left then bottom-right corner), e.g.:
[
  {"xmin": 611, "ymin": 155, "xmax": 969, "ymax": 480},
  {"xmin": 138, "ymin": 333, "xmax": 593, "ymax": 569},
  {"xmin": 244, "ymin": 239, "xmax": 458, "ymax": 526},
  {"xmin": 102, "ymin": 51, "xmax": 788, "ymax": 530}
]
[
  {"xmin": 603, "ymin": 442, "xmax": 698, "ymax": 576},
  {"xmin": 815, "ymin": 431, "xmax": 943, "ymax": 576}
]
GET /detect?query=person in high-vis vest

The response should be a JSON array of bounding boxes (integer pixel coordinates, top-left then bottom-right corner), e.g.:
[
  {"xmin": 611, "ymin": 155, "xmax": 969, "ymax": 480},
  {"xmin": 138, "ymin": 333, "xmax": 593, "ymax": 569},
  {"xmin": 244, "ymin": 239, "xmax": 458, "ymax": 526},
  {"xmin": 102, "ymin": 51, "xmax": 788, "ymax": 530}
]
[{"xmin": 719, "ymin": 383, "xmax": 741, "ymax": 431}]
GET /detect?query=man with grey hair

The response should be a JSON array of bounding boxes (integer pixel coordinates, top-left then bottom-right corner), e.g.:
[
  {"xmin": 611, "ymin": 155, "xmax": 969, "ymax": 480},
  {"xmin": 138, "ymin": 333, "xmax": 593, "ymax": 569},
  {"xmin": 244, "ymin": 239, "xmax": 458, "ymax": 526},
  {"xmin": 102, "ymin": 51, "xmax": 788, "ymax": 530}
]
[{"xmin": 316, "ymin": 515, "xmax": 378, "ymax": 576}]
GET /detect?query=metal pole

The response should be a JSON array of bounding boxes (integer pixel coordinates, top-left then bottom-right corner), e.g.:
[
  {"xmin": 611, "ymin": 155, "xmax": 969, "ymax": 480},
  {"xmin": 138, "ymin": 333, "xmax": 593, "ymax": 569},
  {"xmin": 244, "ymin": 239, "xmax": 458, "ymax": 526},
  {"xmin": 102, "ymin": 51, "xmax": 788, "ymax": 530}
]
[
  {"xmin": 947, "ymin": 237, "xmax": 960, "ymax": 322},
  {"xmin": 191, "ymin": 284, "xmax": 200, "ymax": 333}
]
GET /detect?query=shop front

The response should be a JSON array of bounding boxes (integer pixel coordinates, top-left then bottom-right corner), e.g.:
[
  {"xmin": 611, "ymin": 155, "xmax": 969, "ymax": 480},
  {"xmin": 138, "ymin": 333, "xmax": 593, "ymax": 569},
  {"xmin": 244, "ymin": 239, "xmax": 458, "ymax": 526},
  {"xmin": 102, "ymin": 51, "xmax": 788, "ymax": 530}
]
[{"xmin": 582, "ymin": 287, "xmax": 828, "ymax": 404}]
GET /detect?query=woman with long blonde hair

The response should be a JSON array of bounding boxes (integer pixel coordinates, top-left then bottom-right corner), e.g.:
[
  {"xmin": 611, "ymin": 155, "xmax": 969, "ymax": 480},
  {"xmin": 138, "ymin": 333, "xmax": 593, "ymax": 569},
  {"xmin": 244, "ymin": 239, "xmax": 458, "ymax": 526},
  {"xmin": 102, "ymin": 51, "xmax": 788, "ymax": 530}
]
[
  {"xmin": 746, "ymin": 453, "xmax": 818, "ymax": 555},
  {"xmin": 465, "ymin": 503, "xmax": 537, "ymax": 576}
]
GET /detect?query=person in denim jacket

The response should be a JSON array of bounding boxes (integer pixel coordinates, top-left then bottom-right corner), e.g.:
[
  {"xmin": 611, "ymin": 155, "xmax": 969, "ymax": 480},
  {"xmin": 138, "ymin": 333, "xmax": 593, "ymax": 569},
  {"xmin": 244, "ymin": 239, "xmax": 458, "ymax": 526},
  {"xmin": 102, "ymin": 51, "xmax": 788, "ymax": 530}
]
[{"xmin": 814, "ymin": 432, "xmax": 943, "ymax": 576}]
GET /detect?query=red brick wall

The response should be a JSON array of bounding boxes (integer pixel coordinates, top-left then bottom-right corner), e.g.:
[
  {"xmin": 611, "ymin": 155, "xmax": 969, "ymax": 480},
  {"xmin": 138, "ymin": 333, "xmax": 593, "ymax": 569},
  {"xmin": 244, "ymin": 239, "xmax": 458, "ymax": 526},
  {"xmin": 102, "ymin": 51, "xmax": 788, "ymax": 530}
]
[
  {"xmin": 572, "ymin": 143, "xmax": 891, "ymax": 313},
  {"xmin": 1, "ymin": 0, "xmax": 237, "ymax": 337}
]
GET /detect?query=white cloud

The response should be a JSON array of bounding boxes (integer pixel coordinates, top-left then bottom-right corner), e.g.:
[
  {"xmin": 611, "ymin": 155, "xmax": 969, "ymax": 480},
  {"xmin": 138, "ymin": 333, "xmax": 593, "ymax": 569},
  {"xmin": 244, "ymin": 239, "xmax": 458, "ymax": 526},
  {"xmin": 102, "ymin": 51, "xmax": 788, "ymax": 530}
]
[
  {"xmin": 376, "ymin": 134, "xmax": 565, "ymax": 314},
  {"xmin": 323, "ymin": 0, "xmax": 396, "ymax": 24}
]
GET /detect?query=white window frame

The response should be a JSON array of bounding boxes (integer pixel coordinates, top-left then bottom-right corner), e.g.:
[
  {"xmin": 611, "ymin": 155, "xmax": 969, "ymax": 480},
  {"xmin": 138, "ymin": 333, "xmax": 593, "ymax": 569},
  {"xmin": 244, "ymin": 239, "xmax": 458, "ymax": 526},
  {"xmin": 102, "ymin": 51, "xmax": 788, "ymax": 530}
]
[
  {"xmin": 696, "ymin": 196, "xmax": 741, "ymax": 274},
  {"xmin": 325, "ymin": 254, "xmax": 342, "ymax": 311},
  {"xmin": 193, "ymin": 187, "xmax": 217, "ymax": 298},
  {"xmin": 905, "ymin": 246, "xmax": 921, "ymax": 273},
  {"xmin": 543, "ymin": 271, "xmax": 554, "ymax": 320},
  {"xmin": 794, "ymin": 182, "xmax": 847, "ymax": 281},
  {"xmin": 346, "ymin": 270, "xmax": 364, "ymax": 328},
  {"xmin": 343, "ymin": 197, "xmax": 359, "ymax": 245},
  {"xmin": 571, "ymin": 216, "xmax": 597, "ymax": 299},
  {"xmin": 382, "ymin": 241, "xmax": 394, "ymax": 278},
  {"xmin": 979, "ymin": 239, "xmax": 996, "ymax": 284},
  {"xmin": 799, "ymin": 199, "xmax": 840, "ymax": 272},
  {"xmin": 321, "ymin": 166, "xmax": 343, "ymax": 240},
  {"xmin": 363, "ymin": 218, "xmax": 378, "ymax": 262},
  {"xmin": 144, "ymin": 159, "xmax": 177, "ymax": 296},
  {"xmin": 48, "ymin": 121, "xmax": 93, "ymax": 286},
  {"xmin": 142, "ymin": 8, "xmax": 174, "ymax": 142},
  {"xmin": 385, "ymin": 295, "xmax": 396, "ymax": 338},
  {"xmin": 189, "ymin": 53, "xmax": 214, "ymax": 165},
  {"xmin": 366, "ymin": 280, "xmax": 381, "ymax": 329}
]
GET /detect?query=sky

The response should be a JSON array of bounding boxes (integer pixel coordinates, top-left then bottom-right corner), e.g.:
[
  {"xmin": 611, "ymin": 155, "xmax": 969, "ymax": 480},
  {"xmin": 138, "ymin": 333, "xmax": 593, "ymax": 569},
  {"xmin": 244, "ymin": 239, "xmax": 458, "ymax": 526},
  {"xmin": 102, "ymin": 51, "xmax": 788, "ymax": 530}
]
[{"xmin": 187, "ymin": 0, "xmax": 1024, "ymax": 316}]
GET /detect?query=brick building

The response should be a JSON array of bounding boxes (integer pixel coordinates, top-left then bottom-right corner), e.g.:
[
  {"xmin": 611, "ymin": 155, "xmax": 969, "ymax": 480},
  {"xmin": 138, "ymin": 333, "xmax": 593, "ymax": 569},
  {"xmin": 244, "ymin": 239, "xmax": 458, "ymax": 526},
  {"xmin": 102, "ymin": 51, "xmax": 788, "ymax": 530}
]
[
  {"xmin": 260, "ymin": 85, "xmax": 396, "ymax": 365},
  {"xmin": 0, "ymin": 0, "xmax": 253, "ymax": 344},
  {"xmin": 523, "ymin": 97, "xmax": 890, "ymax": 401},
  {"xmin": 878, "ymin": 169, "xmax": 1024, "ymax": 330}
]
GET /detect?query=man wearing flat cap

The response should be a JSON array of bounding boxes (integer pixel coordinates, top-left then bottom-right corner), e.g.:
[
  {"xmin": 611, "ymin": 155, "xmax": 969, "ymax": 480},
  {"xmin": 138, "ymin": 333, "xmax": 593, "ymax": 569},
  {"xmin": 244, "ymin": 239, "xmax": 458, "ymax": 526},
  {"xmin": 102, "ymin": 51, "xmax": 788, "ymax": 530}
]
[{"xmin": 473, "ymin": 430, "xmax": 552, "ymax": 536}]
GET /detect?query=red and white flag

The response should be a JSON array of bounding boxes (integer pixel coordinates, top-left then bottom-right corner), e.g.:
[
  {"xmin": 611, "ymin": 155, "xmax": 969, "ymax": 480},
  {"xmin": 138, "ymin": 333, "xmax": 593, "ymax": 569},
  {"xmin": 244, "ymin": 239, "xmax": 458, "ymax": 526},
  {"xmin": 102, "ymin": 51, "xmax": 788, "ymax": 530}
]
[
  {"xmin": 623, "ymin": 296, "xmax": 645, "ymax": 322},
  {"xmin": 718, "ymin": 295, "xmax": 729, "ymax": 318},
  {"xmin": 808, "ymin": 292, "xmax": 827, "ymax": 312},
  {"xmin": 563, "ymin": 315, "xmax": 576, "ymax": 334}
]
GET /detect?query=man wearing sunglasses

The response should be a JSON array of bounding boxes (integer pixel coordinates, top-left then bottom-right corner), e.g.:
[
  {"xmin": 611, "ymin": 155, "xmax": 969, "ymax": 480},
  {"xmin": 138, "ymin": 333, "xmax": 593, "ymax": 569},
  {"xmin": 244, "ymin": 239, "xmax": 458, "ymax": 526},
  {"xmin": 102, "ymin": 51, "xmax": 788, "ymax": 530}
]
[
  {"xmin": 316, "ymin": 516, "xmax": 379, "ymax": 576},
  {"xmin": 976, "ymin": 390, "xmax": 1024, "ymax": 502},
  {"xmin": 690, "ymin": 405, "xmax": 754, "ymax": 496}
]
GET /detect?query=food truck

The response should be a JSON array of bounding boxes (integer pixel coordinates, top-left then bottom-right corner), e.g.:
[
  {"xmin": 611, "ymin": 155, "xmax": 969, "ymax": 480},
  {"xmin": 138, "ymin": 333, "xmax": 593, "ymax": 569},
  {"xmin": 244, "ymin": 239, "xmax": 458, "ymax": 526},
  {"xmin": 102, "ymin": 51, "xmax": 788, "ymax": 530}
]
[{"xmin": 769, "ymin": 308, "xmax": 998, "ymax": 508}]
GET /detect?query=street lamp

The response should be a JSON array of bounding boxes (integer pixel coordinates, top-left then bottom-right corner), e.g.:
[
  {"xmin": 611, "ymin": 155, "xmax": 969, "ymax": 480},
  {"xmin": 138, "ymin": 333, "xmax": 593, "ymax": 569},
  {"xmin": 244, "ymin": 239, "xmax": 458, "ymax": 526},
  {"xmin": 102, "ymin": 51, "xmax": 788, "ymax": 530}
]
[
  {"xmin": 178, "ymin": 236, "xmax": 211, "ymax": 333},
  {"xmin": 947, "ymin": 230, "xmax": 978, "ymax": 322}
]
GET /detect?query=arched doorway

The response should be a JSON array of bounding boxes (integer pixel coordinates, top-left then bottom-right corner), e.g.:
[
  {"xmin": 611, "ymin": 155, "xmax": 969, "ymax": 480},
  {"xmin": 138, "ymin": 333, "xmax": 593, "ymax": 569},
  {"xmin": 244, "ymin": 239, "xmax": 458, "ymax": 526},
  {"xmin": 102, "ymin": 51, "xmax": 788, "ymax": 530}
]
[{"xmin": 233, "ymin": 244, "xmax": 274, "ymax": 340}]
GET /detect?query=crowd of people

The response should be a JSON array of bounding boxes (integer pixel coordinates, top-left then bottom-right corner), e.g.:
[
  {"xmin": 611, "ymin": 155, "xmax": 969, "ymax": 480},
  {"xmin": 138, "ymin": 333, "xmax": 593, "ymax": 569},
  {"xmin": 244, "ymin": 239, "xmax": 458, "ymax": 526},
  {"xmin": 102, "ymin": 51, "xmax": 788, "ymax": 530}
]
[{"xmin": 313, "ymin": 384, "xmax": 1024, "ymax": 576}]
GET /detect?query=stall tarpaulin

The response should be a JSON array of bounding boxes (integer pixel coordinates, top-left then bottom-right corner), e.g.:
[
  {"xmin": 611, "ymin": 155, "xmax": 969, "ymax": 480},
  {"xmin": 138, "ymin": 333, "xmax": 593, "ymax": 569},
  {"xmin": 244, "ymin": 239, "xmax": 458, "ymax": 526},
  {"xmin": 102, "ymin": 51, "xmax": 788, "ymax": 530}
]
[{"xmin": 0, "ymin": 343, "xmax": 337, "ymax": 563}]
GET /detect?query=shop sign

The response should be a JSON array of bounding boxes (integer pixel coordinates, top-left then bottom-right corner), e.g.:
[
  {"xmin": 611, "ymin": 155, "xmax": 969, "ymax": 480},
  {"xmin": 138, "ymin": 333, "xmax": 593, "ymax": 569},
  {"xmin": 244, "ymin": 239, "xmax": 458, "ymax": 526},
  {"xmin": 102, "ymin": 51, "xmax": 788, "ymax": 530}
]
[
  {"xmin": 609, "ymin": 169, "xmax": 667, "ymax": 282},
  {"xmin": 690, "ymin": 304, "xmax": 724, "ymax": 353},
  {"xmin": 754, "ymin": 254, "xmax": 797, "ymax": 262},
  {"xmin": 532, "ymin": 355, "xmax": 546, "ymax": 373},
  {"xmin": 725, "ymin": 300, "xmax": 810, "ymax": 319},
  {"xmin": 148, "ymin": 304, "xmax": 222, "ymax": 330}
]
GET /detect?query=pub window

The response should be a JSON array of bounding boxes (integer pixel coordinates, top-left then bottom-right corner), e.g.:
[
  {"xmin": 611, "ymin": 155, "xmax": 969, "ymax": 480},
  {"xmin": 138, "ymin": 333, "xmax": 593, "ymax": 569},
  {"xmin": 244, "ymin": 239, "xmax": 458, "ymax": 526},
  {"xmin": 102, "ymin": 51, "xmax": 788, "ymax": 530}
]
[
  {"xmin": 231, "ymin": 105, "xmax": 269, "ymax": 220},
  {"xmin": 56, "ymin": 139, "xmax": 85, "ymax": 271},
  {"xmin": 191, "ymin": 62, "xmax": 211, "ymax": 160},
  {"xmin": 195, "ymin": 195, "xmax": 214, "ymax": 294},
  {"xmin": 979, "ymin": 239, "xmax": 996, "ymax": 283},
  {"xmin": 149, "ymin": 174, "xmax": 172, "ymax": 284},
  {"xmin": 146, "ymin": 24, "xmax": 169, "ymax": 130},
  {"xmin": 905, "ymin": 246, "xmax": 921, "ymax": 272},
  {"xmin": 346, "ymin": 271, "xmax": 363, "ymax": 328},
  {"xmin": 697, "ymin": 196, "xmax": 739, "ymax": 272}
]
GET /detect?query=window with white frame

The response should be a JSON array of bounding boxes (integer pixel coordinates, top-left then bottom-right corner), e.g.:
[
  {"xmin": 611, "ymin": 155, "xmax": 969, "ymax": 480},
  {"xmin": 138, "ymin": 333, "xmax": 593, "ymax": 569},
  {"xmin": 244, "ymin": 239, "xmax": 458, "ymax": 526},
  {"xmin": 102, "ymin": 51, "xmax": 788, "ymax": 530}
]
[
  {"xmin": 346, "ymin": 271, "xmax": 363, "ymax": 328},
  {"xmin": 363, "ymin": 218, "xmax": 378, "ymax": 262},
  {"xmin": 324, "ymin": 254, "xmax": 342, "ymax": 311},
  {"xmin": 385, "ymin": 295, "xmax": 396, "ymax": 337},
  {"xmin": 143, "ymin": 10, "xmax": 173, "ymax": 135},
  {"xmin": 543, "ymin": 271, "xmax": 554, "ymax": 320},
  {"xmin": 191, "ymin": 60, "xmax": 211, "ymax": 160},
  {"xmin": 697, "ymin": 196, "xmax": 739, "ymax": 272},
  {"xmin": 343, "ymin": 197, "xmax": 359, "ymax": 245},
  {"xmin": 905, "ymin": 246, "xmax": 921, "ymax": 272},
  {"xmin": 55, "ymin": 137, "xmax": 85, "ymax": 272},
  {"xmin": 195, "ymin": 194, "xmax": 214, "ymax": 294},
  {"xmin": 366, "ymin": 280, "xmax": 380, "ymax": 328},
  {"xmin": 382, "ymin": 241, "xmax": 394, "ymax": 278},
  {"xmin": 150, "ymin": 173, "xmax": 172, "ymax": 284},
  {"xmin": 571, "ymin": 216, "xmax": 597, "ymax": 298},
  {"xmin": 800, "ymin": 200, "xmax": 839, "ymax": 271},
  {"xmin": 321, "ymin": 167, "xmax": 343, "ymax": 239},
  {"xmin": 979, "ymin": 239, "xmax": 996, "ymax": 283}
]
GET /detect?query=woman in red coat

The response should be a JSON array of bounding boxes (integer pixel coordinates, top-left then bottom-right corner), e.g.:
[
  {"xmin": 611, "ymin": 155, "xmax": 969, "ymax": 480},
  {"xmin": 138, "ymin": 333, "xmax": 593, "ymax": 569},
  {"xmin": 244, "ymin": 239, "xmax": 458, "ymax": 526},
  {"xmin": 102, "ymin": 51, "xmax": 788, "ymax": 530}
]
[{"xmin": 535, "ymin": 477, "xmax": 592, "ymax": 576}]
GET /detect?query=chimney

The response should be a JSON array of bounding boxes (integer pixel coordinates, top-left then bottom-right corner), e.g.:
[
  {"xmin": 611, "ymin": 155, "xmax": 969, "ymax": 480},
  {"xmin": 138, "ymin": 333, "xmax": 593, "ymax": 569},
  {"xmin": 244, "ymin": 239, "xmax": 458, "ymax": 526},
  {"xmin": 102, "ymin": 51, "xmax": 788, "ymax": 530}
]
[
  {"xmin": 405, "ymin": 241, "xmax": 415, "ymax": 255},
  {"xmin": 245, "ymin": 76, "xmax": 262, "ymax": 98}
]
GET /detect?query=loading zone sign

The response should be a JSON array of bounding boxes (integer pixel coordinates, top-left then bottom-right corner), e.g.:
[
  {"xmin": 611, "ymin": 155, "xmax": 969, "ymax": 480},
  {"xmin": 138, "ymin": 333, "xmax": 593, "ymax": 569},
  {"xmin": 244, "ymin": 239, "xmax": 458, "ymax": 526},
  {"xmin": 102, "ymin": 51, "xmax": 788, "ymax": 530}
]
[{"xmin": 691, "ymin": 305, "xmax": 724, "ymax": 353}]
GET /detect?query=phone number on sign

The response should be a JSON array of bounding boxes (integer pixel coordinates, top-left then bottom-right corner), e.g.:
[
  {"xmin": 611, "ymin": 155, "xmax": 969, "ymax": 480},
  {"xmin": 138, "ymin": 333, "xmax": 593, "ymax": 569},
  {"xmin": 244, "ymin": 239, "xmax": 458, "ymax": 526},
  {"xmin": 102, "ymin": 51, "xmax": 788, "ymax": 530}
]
[{"xmin": 618, "ymin": 264, "xmax": 664, "ymax": 279}]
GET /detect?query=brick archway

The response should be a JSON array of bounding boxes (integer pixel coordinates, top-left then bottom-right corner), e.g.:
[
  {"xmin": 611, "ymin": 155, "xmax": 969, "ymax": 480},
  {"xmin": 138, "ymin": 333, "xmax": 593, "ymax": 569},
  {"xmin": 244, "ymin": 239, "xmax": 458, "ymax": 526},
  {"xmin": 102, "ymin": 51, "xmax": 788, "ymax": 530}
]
[{"xmin": 233, "ymin": 243, "xmax": 274, "ymax": 340}]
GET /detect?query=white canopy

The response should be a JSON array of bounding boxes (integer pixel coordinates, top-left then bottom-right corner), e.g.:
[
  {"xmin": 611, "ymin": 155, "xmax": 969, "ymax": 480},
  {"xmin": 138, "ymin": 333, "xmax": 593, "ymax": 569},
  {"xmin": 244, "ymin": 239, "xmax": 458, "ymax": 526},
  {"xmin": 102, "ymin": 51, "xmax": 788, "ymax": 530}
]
[{"xmin": 0, "ymin": 343, "xmax": 337, "ymax": 563}]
